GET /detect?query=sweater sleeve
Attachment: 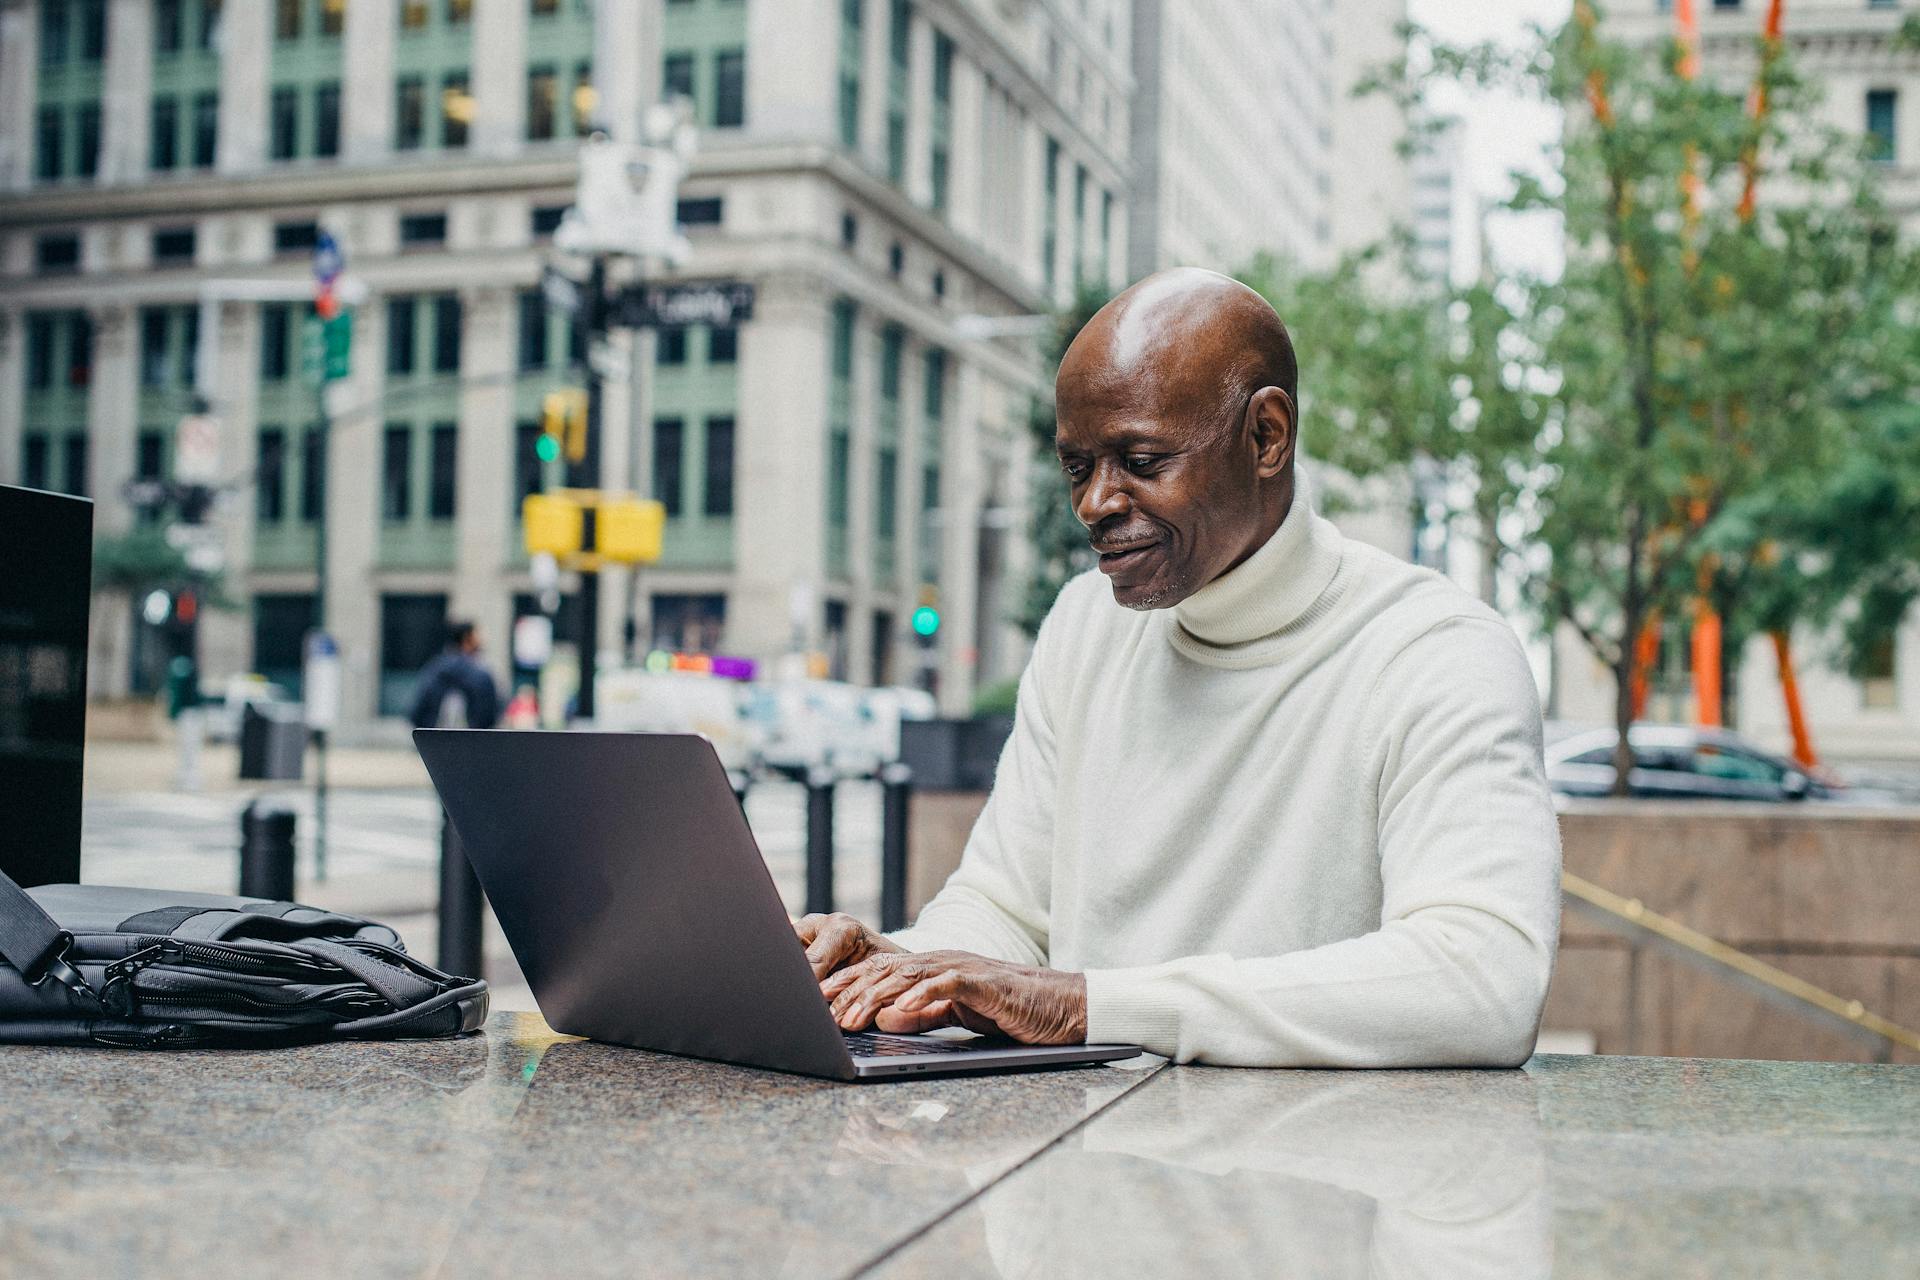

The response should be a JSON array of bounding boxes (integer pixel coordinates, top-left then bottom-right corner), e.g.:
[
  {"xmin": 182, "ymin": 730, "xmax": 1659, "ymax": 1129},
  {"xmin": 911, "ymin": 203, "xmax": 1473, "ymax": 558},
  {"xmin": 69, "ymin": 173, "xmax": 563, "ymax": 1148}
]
[
  {"xmin": 1082, "ymin": 616, "xmax": 1562, "ymax": 1067},
  {"xmin": 883, "ymin": 591, "xmax": 1074, "ymax": 967}
]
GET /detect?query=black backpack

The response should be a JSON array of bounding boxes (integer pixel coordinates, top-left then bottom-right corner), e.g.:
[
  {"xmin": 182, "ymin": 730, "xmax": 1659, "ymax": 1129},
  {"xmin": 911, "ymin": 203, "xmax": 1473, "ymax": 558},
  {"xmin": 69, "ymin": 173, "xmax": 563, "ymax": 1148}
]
[{"xmin": 0, "ymin": 868, "xmax": 487, "ymax": 1048}]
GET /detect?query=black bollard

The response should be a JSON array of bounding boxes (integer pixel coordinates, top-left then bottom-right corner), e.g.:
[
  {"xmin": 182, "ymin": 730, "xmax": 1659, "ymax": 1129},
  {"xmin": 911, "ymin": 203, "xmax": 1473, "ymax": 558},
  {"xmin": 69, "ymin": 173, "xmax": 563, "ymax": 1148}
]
[
  {"xmin": 805, "ymin": 766, "xmax": 836, "ymax": 916},
  {"xmin": 239, "ymin": 800, "xmax": 297, "ymax": 901},
  {"xmin": 879, "ymin": 763, "xmax": 912, "ymax": 932},
  {"xmin": 437, "ymin": 810, "xmax": 486, "ymax": 980}
]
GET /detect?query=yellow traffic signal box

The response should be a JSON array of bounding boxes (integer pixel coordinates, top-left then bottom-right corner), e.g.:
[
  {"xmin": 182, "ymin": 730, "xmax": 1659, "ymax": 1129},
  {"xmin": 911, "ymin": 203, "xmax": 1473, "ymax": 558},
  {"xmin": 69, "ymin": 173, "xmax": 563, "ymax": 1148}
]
[
  {"xmin": 522, "ymin": 493, "xmax": 584, "ymax": 556},
  {"xmin": 598, "ymin": 498, "xmax": 665, "ymax": 564},
  {"xmin": 540, "ymin": 390, "xmax": 590, "ymax": 463}
]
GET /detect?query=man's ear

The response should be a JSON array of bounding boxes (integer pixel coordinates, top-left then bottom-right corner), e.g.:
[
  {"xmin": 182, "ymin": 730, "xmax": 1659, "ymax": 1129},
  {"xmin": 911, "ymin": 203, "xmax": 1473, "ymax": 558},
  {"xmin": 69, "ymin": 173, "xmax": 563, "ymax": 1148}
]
[{"xmin": 1247, "ymin": 387, "xmax": 1296, "ymax": 479}]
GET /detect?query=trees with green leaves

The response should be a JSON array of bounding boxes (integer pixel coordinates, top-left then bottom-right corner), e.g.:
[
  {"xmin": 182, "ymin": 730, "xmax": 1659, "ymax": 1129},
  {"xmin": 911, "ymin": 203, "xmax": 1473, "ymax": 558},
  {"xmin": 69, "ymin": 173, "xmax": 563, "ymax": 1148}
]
[{"xmin": 1257, "ymin": 4, "xmax": 1920, "ymax": 791}]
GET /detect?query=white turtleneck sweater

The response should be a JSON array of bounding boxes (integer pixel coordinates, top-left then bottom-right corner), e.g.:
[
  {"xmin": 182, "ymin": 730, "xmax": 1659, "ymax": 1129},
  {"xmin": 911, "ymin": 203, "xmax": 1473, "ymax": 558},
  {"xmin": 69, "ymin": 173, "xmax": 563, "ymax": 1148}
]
[{"xmin": 889, "ymin": 474, "xmax": 1562, "ymax": 1067}]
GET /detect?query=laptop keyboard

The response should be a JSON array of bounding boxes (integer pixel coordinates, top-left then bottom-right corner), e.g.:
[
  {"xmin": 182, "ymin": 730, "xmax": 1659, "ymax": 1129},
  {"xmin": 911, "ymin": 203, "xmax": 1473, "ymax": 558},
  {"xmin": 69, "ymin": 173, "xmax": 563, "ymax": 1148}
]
[{"xmin": 843, "ymin": 1031, "xmax": 988, "ymax": 1057}]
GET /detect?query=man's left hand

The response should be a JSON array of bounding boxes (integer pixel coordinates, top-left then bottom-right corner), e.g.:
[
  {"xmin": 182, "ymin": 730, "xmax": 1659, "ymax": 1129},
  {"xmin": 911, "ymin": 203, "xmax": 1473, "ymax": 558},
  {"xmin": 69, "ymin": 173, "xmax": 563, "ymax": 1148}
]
[{"xmin": 819, "ymin": 950, "xmax": 1088, "ymax": 1044}]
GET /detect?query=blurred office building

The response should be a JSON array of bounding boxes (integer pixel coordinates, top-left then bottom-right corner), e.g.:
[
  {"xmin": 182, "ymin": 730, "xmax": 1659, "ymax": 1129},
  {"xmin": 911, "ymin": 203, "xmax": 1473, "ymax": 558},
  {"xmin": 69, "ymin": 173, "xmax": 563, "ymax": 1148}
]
[
  {"xmin": 0, "ymin": 0, "xmax": 1132, "ymax": 736},
  {"xmin": 1561, "ymin": 0, "xmax": 1920, "ymax": 762}
]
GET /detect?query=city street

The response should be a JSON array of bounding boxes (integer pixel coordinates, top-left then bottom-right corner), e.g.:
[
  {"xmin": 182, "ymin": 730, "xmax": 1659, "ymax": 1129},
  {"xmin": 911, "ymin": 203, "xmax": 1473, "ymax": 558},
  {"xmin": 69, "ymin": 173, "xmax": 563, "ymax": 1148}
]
[{"xmin": 80, "ymin": 743, "xmax": 887, "ymax": 1013}]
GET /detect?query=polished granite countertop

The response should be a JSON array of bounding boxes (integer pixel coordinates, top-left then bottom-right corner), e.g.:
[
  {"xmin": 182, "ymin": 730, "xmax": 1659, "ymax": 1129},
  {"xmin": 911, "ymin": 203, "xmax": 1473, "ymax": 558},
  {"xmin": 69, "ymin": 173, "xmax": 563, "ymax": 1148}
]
[{"xmin": 3, "ymin": 1013, "xmax": 1917, "ymax": 1278}]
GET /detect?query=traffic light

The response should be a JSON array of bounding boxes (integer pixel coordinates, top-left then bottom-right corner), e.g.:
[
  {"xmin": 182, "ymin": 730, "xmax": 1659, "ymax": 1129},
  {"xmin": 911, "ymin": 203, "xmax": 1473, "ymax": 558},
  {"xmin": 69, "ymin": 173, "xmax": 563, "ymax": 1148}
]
[
  {"xmin": 911, "ymin": 605, "xmax": 940, "ymax": 638},
  {"xmin": 522, "ymin": 493, "xmax": 584, "ymax": 557},
  {"xmin": 597, "ymin": 497, "xmax": 666, "ymax": 564},
  {"xmin": 540, "ymin": 390, "xmax": 589, "ymax": 464}
]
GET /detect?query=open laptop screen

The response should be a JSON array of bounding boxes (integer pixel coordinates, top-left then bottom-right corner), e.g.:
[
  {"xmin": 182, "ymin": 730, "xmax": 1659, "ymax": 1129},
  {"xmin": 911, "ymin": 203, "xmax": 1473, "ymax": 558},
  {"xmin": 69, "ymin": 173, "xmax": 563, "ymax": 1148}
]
[{"xmin": 0, "ymin": 484, "xmax": 92, "ymax": 887}]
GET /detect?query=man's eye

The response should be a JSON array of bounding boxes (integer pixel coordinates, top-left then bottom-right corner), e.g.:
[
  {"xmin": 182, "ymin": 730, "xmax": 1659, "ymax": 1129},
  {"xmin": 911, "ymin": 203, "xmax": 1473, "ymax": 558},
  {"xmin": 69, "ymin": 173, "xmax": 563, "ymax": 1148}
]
[
  {"xmin": 1125, "ymin": 455, "xmax": 1162, "ymax": 475},
  {"xmin": 1060, "ymin": 460, "xmax": 1089, "ymax": 482}
]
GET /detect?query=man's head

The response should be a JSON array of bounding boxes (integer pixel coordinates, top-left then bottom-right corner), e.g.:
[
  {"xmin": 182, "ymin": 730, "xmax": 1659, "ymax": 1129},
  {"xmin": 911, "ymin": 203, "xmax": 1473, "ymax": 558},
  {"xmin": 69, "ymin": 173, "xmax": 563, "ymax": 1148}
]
[
  {"xmin": 1054, "ymin": 268, "xmax": 1299, "ymax": 610},
  {"xmin": 447, "ymin": 620, "xmax": 481, "ymax": 655}
]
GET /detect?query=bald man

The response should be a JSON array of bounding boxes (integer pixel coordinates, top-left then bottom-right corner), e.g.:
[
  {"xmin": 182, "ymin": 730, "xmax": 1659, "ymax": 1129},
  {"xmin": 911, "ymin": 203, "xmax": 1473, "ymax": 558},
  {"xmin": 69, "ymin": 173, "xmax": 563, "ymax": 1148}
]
[{"xmin": 798, "ymin": 269, "xmax": 1562, "ymax": 1068}]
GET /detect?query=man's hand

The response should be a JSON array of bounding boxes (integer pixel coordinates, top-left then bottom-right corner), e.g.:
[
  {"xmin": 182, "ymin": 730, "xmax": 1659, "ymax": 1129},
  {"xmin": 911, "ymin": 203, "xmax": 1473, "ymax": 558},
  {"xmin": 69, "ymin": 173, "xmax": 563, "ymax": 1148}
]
[
  {"xmin": 819, "ymin": 950, "xmax": 1088, "ymax": 1045},
  {"xmin": 793, "ymin": 912, "xmax": 905, "ymax": 981}
]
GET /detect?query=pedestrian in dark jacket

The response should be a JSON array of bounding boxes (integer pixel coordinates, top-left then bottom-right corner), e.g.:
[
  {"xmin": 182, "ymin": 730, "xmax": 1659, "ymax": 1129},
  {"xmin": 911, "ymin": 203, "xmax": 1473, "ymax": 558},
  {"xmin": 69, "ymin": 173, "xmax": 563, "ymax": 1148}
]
[{"xmin": 409, "ymin": 621, "xmax": 501, "ymax": 729}]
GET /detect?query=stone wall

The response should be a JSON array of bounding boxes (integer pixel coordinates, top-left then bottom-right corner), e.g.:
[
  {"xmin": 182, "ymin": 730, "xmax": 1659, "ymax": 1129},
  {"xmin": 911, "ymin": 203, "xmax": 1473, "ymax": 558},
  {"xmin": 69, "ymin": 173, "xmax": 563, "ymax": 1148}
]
[{"xmin": 903, "ymin": 791, "xmax": 1920, "ymax": 1064}]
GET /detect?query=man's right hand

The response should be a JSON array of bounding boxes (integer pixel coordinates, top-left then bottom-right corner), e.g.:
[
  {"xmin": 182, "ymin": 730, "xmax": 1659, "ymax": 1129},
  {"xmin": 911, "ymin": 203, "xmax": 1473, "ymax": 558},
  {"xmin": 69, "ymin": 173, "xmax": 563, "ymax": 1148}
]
[{"xmin": 793, "ymin": 913, "xmax": 904, "ymax": 981}]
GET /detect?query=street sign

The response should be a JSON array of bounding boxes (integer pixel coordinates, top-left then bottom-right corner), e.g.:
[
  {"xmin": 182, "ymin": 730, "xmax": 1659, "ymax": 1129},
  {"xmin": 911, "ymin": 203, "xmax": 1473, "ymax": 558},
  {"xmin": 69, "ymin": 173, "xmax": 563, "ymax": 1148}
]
[
  {"xmin": 613, "ymin": 280, "xmax": 755, "ymax": 329},
  {"xmin": 300, "ymin": 312, "xmax": 352, "ymax": 386},
  {"xmin": 542, "ymin": 265, "xmax": 583, "ymax": 317},
  {"xmin": 174, "ymin": 412, "xmax": 221, "ymax": 484},
  {"xmin": 303, "ymin": 632, "xmax": 341, "ymax": 732}
]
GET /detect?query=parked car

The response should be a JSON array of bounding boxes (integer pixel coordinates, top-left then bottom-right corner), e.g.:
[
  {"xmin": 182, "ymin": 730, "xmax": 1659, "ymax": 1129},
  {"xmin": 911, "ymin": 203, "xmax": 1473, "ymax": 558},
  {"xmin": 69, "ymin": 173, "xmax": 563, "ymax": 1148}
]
[
  {"xmin": 1544, "ymin": 722, "xmax": 1904, "ymax": 804},
  {"xmin": 198, "ymin": 675, "xmax": 298, "ymax": 744}
]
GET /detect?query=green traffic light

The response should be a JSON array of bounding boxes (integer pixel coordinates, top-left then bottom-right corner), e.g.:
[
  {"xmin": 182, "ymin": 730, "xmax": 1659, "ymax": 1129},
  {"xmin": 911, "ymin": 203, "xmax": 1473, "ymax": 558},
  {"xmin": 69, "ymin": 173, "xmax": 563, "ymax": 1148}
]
[
  {"xmin": 911, "ymin": 606, "xmax": 940, "ymax": 637},
  {"xmin": 535, "ymin": 435, "xmax": 559, "ymax": 462}
]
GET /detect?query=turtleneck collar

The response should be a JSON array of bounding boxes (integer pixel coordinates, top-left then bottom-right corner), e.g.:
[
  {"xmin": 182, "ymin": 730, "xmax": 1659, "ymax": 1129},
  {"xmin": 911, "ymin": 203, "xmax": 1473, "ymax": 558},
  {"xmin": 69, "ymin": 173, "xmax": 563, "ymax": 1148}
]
[{"xmin": 1166, "ymin": 467, "xmax": 1348, "ymax": 656}]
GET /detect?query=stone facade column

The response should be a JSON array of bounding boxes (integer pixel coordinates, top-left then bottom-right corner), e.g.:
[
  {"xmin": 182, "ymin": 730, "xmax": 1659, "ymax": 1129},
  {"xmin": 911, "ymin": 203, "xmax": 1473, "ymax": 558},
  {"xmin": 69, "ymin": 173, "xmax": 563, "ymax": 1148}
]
[
  {"xmin": 947, "ymin": 50, "xmax": 984, "ymax": 243},
  {"xmin": 342, "ymin": 0, "xmax": 394, "ymax": 166},
  {"xmin": 470, "ymin": 0, "xmax": 526, "ymax": 159},
  {"xmin": 937, "ymin": 357, "xmax": 984, "ymax": 713},
  {"xmin": 728, "ymin": 273, "xmax": 830, "ymax": 661},
  {"xmin": 197, "ymin": 300, "xmax": 259, "ymax": 688},
  {"xmin": 745, "ymin": 0, "xmax": 836, "ymax": 141},
  {"xmin": 0, "ymin": 1, "xmax": 40, "ymax": 191},
  {"xmin": 217, "ymin": 0, "xmax": 268, "ymax": 174},
  {"xmin": 845, "ymin": 309, "xmax": 877, "ymax": 681},
  {"xmin": 857, "ymin": 0, "xmax": 889, "ymax": 167},
  {"xmin": 97, "ymin": 0, "xmax": 151, "ymax": 185},
  {"xmin": 595, "ymin": 325, "xmax": 635, "ymax": 663},
  {"xmin": 903, "ymin": 10, "xmax": 933, "ymax": 206},
  {"xmin": 83, "ymin": 304, "xmax": 136, "ymax": 698},
  {"xmin": 0, "ymin": 308, "xmax": 22, "ymax": 484},
  {"xmin": 450, "ymin": 285, "xmax": 513, "ymax": 671},
  {"xmin": 1025, "ymin": 118, "xmax": 1047, "ymax": 296},
  {"xmin": 595, "ymin": 0, "xmax": 653, "ymax": 142},
  {"xmin": 324, "ymin": 296, "xmax": 385, "ymax": 730}
]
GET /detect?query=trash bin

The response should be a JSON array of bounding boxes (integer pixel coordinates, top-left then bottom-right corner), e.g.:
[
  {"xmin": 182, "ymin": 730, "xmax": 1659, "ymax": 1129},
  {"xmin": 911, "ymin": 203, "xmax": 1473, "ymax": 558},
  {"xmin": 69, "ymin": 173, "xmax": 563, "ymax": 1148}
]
[
  {"xmin": 899, "ymin": 716, "xmax": 1013, "ymax": 791},
  {"xmin": 239, "ymin": 703, "xmax": 307, "ymax": 781}
]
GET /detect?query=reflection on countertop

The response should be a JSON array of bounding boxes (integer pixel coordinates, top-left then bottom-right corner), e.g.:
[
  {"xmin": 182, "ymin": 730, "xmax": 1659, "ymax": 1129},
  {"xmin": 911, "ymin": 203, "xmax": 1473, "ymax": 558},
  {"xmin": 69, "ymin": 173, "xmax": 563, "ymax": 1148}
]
[{"xmin": 873, "ymin": 1064, "xmax": 1550, "ymax": 1279}]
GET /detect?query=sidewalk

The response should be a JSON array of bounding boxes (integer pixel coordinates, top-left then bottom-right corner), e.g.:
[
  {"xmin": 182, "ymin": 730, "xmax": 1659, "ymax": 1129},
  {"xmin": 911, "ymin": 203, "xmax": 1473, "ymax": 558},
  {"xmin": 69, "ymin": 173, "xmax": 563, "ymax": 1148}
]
[{"xmin": 84, "ymin": 737, "xmax": 431, "ymax": 795}]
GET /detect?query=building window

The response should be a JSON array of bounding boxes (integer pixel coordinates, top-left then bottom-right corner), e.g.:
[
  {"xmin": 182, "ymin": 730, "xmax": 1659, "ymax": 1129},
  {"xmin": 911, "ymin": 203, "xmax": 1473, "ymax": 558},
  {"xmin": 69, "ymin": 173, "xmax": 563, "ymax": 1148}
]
[
  {"xmin": 22, "ymin": 435, "xmax": 52, "ymax": 492},
  {"xmin": 276, "ymin": 0, "xmax": 302, "ymax": 40},
  {"xmin": 573, "ymin": 61, "xmax": 596, "ymax": 135},
  {"xmin": 831, "ymin": 299, "xmax": 856, "ymax": 379},
  {"xmin": 36, "ymin": 235, "xmax": 81, "ymax": 275},
  {"xmin": 315, "ymin": 82, "xmax": 341, "ymax": 158},
  {"xmin": 257, "ymin": 427, "xmax": 287, "ymax": 522},
  {"xmin": 76, "ymin": 104, "xmax": 100, "ymax": 177},
  {"xmin": 396, "ymin": 76, "xmax": 425, "ymax": 150},
  {"xmin": 25, "ymin": 314, "xmax": 57, "ymax": 390},
  {"xmin": 379, "ymin": 594, "xmax": 448, "ymax": 717},
  {"xmin": 924, "ymin": 347, "xmax": 946, "ymax": 420},
  {"xmin": 153, "ymin": 226, "xmax": 196, "ymax": 265},
  {"xmin": 663, "ymin": 52, "xmax": 695, "ymax": 102},
  {"xmin": 658, "ymin": 327, "xmax": 687, "ymax": 365},
  {"xmin": 1862, "ymin": 630, "xmax": 1898, "ymax": 710},
  {"xmin": 713, "ymin": 49, "xmax": 745, "ymax": 127},
  {"xmin": 433, "ymin": 295, "xmax": 462, "ymax": 372},
  {"xmin": 703, "ymin": 416, "xmax": 735, "ymax": 517},
  {"xmin": 321, "ymin": 0, "xmax": 346, "ymax": 35},
  {"xmin": 134, "ymin": 431, "xmax": 166, "ymax": 488},
  {"xmin": 383, "ymin": 424, "xmax": 413, "ymax": 520},
  {"xmin": 442, "ymin": 70, "xmax": 471, "ymax": 148},
  {"xmin": 78, "ymin": 0, "xmax": 105, "ymax": 58},
  {"xmin": 531, "ymin": 0, "xmax": 560, "ymax": 14},
  {"xmin": 388, "ymin": 297, "xmax": 417, "ymax": 375},
  {"xmin": 42, "ymin": 1, "xmax": 71, "ymax": 65},
  {"xmin": 400, "ymin": 212, "xmax": 448, "ymax": 247},
  {"xmin": 446, "ymin": 0, "xmax": 472, "ymax": 23},
  {"xmin": 889, "ymin": 241, "xmax": 904, "ymax": 278},
  {"xmin": 140, "ymin": 308, "xmax": 170, "ymax": 387},
  {"xmin": 528, "ymin": 66, "xmax": 558, "ymax": 140},
  {"xmin": 650, "ymin": 593, "xmax": 727, "ymax": 655},
  {"xmin": 429, "ymin": 422, "xmax": 457, "ymax": 520},
  {"xmin": 192, "ymin": 92, "xmax": 218, "ymax": 167},
  {"xmin": 828, "ymin": 431, "xmax": 851, "ymax": 528},
  {"xmin": 880, "ymin": 324, "xmax": 902, "ymax": 400},
  {"xmin": 270, "ymin": 86, "xmax": 300, "ymax": 160},
  {"xmin": 36, "ymin": 108, "xmax": 63, "ymax": 181},
  {"xmin": 708, "ymin": 326, "xmax": 738, "ymax": 363},
  {"xmin": 932, "ymin": 269, "xmax": 946, "ymax": 300},
  {"xmin": 401, "ymin": 0, "xmax": 429, "ymax": 30},
  {"xmin": 839, "ymin": 0, "xmax": 862, "ymax": 149},
  {"xmin": 654, "ymin": 417, "xmax": 684, "ymax": 515},
  {"xmin": 301, "ymin": 427, "xmax": 325, "ymax": 521},
  {"xmin": 876, "ymin": 445, "xmax": 897, "ymax": 539},
  {"xmin": 517, "ymin": 290, "xmax": 548, "ymax": 369},
  {"xmin": 532, "ymin": 205, "xmax": 567, "ymax": 238},
  {"xmin": 152, "ymin": 98, "xmax": 180, "ymax": 171},
  {"xmin": 198, "ymin": 0, "xmax": 223, "ymax": 52},
  {"xmin": 1867, "ymin": 89, "xmax": 1898, "ymax": 164},
  {"xmin": 64, "ymin": 434, "xmax": 90, "ymax": 497},
  {"xmin": 156, "ymin": 0, "xmax": 184, "ymax": 53},
  {"xmin": 677, "ymin": 196, "xmax": 723, "ymax": 225},
  {"xmin": 252, "ymin": 594, "xmax": 316, "ymax": 696},
  {"xmin": 261, "ymin": 303, "xmax": 292, "ymax": 381},
  {"xmin": 841, "ymin": 211, "xmax": 858, "ymax": 248},
  {"xmin": 273, "ymin": 220, "xmax": 319, "ymax": 255},
  {"xmin": 886, "ymin": 0, "xmax": 909, "ymax": 182}
]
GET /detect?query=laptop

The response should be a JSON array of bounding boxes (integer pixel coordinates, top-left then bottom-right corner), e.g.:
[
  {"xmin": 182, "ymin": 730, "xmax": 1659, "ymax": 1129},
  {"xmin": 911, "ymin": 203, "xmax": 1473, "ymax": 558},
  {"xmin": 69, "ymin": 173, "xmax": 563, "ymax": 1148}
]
[{"xmin": 414, "ymin": 729, "xmax": 1141, "ymax": 1081}]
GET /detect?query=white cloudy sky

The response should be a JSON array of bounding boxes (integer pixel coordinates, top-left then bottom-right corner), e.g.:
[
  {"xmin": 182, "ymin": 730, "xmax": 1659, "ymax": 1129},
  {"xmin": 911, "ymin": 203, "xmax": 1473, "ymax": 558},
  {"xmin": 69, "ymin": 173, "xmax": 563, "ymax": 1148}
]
[{"xmin": 1405, "ymin": 0, "xmax": 1572, "ymax": 278}]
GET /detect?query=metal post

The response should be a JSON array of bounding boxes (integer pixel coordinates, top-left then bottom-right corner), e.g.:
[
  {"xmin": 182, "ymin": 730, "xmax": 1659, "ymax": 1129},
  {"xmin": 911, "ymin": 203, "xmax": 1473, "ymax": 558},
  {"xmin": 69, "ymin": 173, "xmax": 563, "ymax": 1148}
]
[
  {"xmin": 805, "ymin": 767, "xmax": 836, "ymax": 916},
  {"xmin": 879, "ymin": 763, "xmax": 912, "ymax": 932},
  {"xmin": 568, "ymin": 255, "xmax": 607, "ymax": 721},
  {"xmin": 311, "ymin": 397, "xmax": 331, "ymax": 881},
  {"xmin": 438, "ymin": 810, "xmax": 485, "ymax": 979},
  {"xmin": 238, "ymin": 801, "xmax": 298, "ymax": 901}
]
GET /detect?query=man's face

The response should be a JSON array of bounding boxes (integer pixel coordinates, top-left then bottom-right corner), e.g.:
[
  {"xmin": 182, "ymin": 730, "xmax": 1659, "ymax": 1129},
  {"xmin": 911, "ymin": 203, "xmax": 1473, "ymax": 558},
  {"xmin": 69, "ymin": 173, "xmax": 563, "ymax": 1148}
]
[
  {"xmin": 1055, "ymin": 380, "xmax": 1263, "ymax": 610},
  {"xmin": 463, "ymin": 629, "xmax": 482, "ymax": 656}
]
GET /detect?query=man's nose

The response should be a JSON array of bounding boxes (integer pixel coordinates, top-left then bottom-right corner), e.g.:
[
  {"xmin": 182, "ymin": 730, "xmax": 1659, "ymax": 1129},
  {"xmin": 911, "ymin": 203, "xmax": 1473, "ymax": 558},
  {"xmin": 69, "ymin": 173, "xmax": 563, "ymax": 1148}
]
[{"xmin": 1074, "ymin": 461, "xmax": 1131, "ymax": 527}]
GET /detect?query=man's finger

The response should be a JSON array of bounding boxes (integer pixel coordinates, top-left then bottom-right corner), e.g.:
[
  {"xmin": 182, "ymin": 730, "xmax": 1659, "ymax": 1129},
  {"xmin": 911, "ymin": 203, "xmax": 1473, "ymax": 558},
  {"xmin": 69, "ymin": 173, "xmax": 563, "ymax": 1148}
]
[
  {"xmin": 873, "ymin": 1000, "xmax": 960, "ymax": 1034},
  {"xmin": 893, "ymin": 970, "xmax": 974, "ymax": 1014},
  {"xmin": 829, "ymin": 961, "xmax": 921, "ymax": 1028}
]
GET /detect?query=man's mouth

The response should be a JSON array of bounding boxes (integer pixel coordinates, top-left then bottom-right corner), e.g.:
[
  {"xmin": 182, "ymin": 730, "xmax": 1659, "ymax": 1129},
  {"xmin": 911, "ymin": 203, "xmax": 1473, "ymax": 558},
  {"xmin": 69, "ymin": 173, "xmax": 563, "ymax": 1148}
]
[{"xmin": 1095, "ymin": 541, "xmax": 1159, "ymax": 572}]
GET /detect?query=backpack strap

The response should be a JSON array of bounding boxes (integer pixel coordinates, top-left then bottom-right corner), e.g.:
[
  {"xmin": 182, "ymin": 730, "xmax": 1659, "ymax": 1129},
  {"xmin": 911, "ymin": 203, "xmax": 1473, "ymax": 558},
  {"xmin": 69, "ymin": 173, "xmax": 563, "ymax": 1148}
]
[{"xmin": 0, "ymin": 868, "xmax": 97, "ymax": 1003}]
